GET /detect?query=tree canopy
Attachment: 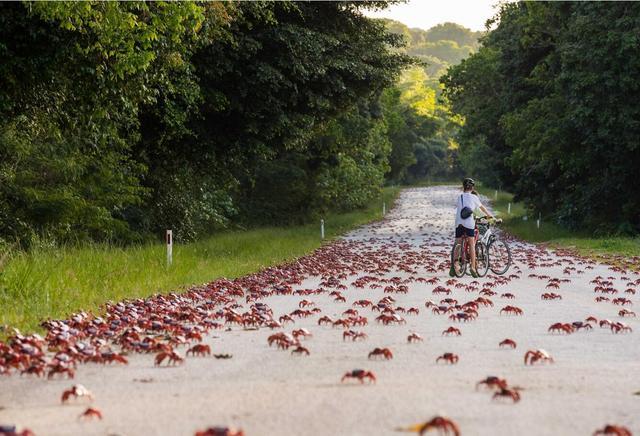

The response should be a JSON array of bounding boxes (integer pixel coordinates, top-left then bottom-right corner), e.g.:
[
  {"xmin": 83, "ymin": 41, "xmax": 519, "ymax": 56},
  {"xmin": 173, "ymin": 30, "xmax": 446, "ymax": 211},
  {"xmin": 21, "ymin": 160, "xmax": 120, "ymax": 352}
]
[
  {"xmin": 0, "ymin": 1, "xmax": 485, "ymax": 246},
  {"xmin": 380, "ymin": 19, "xmax": 481, "ymax": 184},
  {"xmin": 442, "ymin": 2, "xmax": 640, "ymax": 234},
  {"xmin": 0, "ymin": 1, "xmax": 413, "ymax": 245}
]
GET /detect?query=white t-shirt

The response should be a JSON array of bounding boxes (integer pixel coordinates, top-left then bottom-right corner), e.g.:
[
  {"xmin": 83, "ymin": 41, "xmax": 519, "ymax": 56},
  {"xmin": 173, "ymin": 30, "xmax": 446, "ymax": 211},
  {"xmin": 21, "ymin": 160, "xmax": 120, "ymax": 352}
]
[{"xmin": 454, "ymin": 192, "xmax": 483, "ymax": 229}]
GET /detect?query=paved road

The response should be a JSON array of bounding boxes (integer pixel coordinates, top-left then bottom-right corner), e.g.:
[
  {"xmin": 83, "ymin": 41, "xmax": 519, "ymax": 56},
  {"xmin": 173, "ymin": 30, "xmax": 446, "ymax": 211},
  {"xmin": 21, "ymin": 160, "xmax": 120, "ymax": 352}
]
[{"xmin": 1, "ymin": 186, "xmax": 638, "ymax": 436}]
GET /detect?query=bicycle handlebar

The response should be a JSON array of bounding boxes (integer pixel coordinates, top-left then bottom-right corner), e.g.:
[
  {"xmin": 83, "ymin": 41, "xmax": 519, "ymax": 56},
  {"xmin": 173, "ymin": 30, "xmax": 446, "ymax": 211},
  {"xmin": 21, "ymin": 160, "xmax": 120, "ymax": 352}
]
[{"xmin": 477, "ymin": 216, "xmax": 502, "ymax": 224}]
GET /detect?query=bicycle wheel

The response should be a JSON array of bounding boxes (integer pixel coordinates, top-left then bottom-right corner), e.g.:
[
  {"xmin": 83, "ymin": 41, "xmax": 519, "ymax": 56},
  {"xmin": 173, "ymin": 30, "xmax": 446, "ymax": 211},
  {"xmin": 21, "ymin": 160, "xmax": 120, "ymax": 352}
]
[
  {"xmin": 488, "ymin": 239, "xmax": 512, "ymax": 275},
  {"xmin": 450, "ymin": 240, "xmax": 466, "ymax": 278},
  {"xmin": 475, "ymin": 241, "xmax": 490, "ymax": 277}
]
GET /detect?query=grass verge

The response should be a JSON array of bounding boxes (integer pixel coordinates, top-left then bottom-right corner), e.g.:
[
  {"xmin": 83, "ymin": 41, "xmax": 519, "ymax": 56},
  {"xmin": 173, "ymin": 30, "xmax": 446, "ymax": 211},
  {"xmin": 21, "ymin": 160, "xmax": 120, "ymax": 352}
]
[
  {"xmin": 0, "ymin": 188, "xmax": 400, "ymax": 334},
  {"xmin": 481, "ymin": 188, "xmax": 640, "ymax": 267}
]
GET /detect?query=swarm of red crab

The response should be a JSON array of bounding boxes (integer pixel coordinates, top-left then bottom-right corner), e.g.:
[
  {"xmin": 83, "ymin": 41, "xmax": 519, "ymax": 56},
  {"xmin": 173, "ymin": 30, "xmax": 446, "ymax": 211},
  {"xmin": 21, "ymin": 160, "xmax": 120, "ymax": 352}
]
[{"xmin": 1, "ymin": 188, "xmax": 637, "ymax": 435}]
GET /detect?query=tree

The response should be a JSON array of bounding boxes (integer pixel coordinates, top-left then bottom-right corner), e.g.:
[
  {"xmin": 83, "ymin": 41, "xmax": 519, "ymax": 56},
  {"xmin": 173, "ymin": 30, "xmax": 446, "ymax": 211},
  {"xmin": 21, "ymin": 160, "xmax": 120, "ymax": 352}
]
[
  {"xmin": 0, "ymin": 2, "xmax": 207, "ymax": 244},
  {"xmin": 0, "ymin": 1, "xmax": 413, "ymax": 245},
  {"xmin": 442, "ymin": 1, "xmax": 640, "ymax": 233}
]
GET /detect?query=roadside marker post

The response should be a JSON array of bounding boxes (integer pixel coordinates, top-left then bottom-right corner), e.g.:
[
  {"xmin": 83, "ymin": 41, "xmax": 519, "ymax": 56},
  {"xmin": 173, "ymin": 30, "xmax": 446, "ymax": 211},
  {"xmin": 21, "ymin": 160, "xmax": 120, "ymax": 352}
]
[
  {"xmin": 166, "ymin": 230, "xmax": 173, "ymax": 267},
  {"xmin": 536, "ymin": 213, "xmax": 541, "ymax": 229},
  {"xmin": 320, "ymin": 219, "xmax": 325, "ymax": 239},
  {"xmin": 508, "ymin": 203, "xmax": 511, "ymax": 214},
  {"xmin": 383, "ymin": 202, "xmax": 386, "ymax": 217},
  {"xmin": 494, "ymin": 190, "xmax": 498, "ymax": 200}
]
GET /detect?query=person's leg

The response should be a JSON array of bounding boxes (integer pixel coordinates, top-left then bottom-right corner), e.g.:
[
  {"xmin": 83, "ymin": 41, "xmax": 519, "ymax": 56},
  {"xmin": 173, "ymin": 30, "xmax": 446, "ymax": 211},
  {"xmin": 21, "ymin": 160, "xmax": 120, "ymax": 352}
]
[
  {"xmin": 450, "ymin": 228, "xmax": 463, "ymax": 276},
  {"xmin": 469, "ymin": 235, "xmax": 477, "ymax": 271}
]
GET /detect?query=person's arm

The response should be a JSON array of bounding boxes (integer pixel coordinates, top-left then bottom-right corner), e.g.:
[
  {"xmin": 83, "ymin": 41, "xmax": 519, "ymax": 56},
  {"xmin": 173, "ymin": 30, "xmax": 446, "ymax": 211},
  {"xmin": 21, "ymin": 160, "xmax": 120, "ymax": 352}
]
[
  {"xmin": 479, "ymin": 205, "xmax": 495, "ymax": 219},
  {"xmin": 479, "ymin": 204, "xmax": 502, "ymax": 222}
]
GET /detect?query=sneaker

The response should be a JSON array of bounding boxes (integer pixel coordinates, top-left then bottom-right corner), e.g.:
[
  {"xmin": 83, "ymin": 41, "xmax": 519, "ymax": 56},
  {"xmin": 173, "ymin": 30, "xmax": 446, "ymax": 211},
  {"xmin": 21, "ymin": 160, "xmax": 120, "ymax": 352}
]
[
  {"xmin": 449, "ymin": 265, "xmax": 456, "ymax": 277},
  {"xmin": 470, "ymin": 268, "xmax": 479, "ymax": 278}
]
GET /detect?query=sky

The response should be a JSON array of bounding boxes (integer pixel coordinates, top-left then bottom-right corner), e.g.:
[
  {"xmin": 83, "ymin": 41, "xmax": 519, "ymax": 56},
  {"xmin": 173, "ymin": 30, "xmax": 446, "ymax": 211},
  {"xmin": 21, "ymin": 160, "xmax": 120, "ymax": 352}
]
[{"xmin": 364, "ymin": 0, "xmax": 500, "ymax": 32}]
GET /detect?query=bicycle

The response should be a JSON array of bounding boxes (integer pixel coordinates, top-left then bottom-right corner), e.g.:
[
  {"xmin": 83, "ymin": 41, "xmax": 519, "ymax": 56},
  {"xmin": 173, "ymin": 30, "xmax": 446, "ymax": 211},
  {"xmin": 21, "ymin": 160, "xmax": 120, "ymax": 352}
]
[
  {"xmin": 450, "ymin": 225, "xmax": 490, "ymax": 278},
  {"xmin": 476, "ymin": 216, "xmax": 512, "ymax": 275}
]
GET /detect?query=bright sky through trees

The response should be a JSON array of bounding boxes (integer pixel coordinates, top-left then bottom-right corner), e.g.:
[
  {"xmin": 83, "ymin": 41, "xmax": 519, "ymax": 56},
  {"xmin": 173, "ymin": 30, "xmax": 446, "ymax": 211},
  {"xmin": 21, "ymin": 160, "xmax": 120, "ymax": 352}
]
[{"xmin": 364, "ymin": 0, "xmax": 498, "ymax": 31}]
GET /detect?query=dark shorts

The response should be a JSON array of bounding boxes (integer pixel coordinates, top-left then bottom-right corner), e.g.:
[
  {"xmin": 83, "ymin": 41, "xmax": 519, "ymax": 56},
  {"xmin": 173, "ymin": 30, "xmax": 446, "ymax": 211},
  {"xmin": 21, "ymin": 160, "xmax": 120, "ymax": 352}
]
[{"xmin": 456, "ymin": 225, "xmax": 475, "ymax": 238}]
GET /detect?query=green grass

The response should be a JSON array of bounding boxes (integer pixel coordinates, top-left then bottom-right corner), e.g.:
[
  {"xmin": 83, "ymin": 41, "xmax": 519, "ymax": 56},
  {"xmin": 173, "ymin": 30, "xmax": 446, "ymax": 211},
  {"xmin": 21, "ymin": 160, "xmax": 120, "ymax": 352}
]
[
  {"xmin": 0, "ymin": 188, "xmax": 400, "ymax": 335},
  {"xmin": 480, "ymin": 188, "xmax": 640, "ymax": 264}
]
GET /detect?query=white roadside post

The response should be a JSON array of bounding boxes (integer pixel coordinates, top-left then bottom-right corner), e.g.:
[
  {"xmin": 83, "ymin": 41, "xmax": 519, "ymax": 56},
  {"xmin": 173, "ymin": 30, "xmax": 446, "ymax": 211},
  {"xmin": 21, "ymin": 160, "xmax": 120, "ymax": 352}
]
[
  {"xmin": 320, "ymin": 219, "xmax": 325, "ymax": 239},
  {"xmin": 508, "ymin": 203, "xmax": 511, "ymax": 215},
  {"xmin": 166, "ymin": 229, "xmax": 173, "ymax": 267},
  {"xmin": 536, "ymin": 213, "xmax": 541, "ymax": 229},
  {"xmin": 383, "ymin": 202, "xmax": 386, "ymax": 217},
  {"xmin": 494, "ymin": 190, "xmax": 498, "ymax": 200}
]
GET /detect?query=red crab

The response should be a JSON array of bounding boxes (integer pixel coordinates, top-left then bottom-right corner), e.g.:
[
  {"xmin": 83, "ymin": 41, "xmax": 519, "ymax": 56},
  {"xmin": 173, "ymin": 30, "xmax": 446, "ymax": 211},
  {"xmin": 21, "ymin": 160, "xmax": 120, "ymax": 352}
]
[
  {"xmin": 342, "ymin": 308, "xmax": 359, "ymax": 317},
  {"xmin": 291, "ymin": 346, "xmax": 310, "ymax": 356},
  {"xmin": 80, "ymin": 407, "xmax": 103, "ymax": 420},
  {"xmin": 610, "ymin": 322, "xmax": 632, "ymax": 334},
  {"xmin": 317, "ymin": 316, "xmax": 333, "ymax": 326},
  {"xmin": 353, "ymin": 300, "xmax": 372, "ymax": 308},
  {"xmin": 432, "ymin": 306, "xmax": 454, "ymax": 315},
  {"xmin": 493, "ymin": 387, "xmax": 521, "ymax": 403},
  {"xmin": 61, "ymin": 384, "xmax": 94, "ymax": 403},
  {"xmin": 375, "ymin": 314, "xmax": 406, "ymax": 325},
  {"xmin": 292, "ymin": 328, "xmax": 313, "ymax": 339},
  {"xmin": 442, "ymin": 327, "xmax": 461, "ymax": 336},
  {"xmin": 618, "ymin": 309, "xmax": 636, "ymax": 317},
  {"xmin": 47, "ymin": 364, "xmax": 75, "ymax": 379},
  {"xmin": 343, "ymin": 330, "xmax": 368, "ymax": 341},
  {"xmin": 541, "ymin": 293, "xmax": 562, "ymax": 300},
  {"xmin": 155, "ymin": 350, "xmax": 184, "ymax": 366},
  {"xmin": 194, "ymin": 427, "xmax": 245, "ymax": 436},
  {"xmin": 436, "ymin": 353, "xmax": 459, "ymax": 364},
  {"xmin": 341, "ymin": 369, "xmax": 376, "ymax": 384},
  {"xmin": 432, "ymin": 286, "xmax": 451, "ymax": 295},
  {"xmin": 298, "ymin": 300, "xmax": 315, "ymax": 308},
  {"xmin": 187, "ymin": 344, "xmax": 211, "ymax": 357},
  {"xmin": 499, "ymin": 339, "xmax": 517, "ymax": 349},
  {"xmin": 571, "ymin": 321, "xmax": 593, "ymax": 331},
  {"xmin": 100, "ymin": 351, "xmax": 129, "ymax": 365},
  {"xmin": 279, "ymin": 315, "xmax": 295, "ymax": 324},
  {"xmin": 368, "ymin": 347, "xmax": 393, "ymax": 360},
  {"xmin": 612, "ymin": 298, "xmax": 632, "ymax": 306},
  {"xmin": 524, "ymin": 349, "xmax": 554, "ymax": 365},
  {"xmin": 476, "ymin": 376, "xmax": 508, "ymax": 391},
  {"xmin": 407, "ymin": 333, "xmax": 423, "ymax": 343},
  {"xmin": 548, "ymin": 322, "xmax": 574, "ymax": 334},
  {"xmin": 449, "ymin": 312, "xmax": 475, "ymax": 322},
  {"xmin": 333, "ymin": 319, "xmax": 351, "ymax": 329},
  {"xmin": 396, "ymin": 416, "xmax": 460, "ymax": 436},
  {"xmin": 592, "ymin": 424, "xmax": 632, "ymax": 436},
  {"xmin": 500, "ymin": 305, "xmax": 524, "ymax": 315}
]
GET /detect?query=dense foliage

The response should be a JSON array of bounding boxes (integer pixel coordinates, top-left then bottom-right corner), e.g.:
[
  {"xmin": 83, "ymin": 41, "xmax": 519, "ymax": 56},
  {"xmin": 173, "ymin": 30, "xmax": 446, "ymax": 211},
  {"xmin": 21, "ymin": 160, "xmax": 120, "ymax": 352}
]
[
  {"xmin": 381, "ymin": 20, "xmax": 480, "ymax": 183},
  {"xmin": 0, "ymin": 1, "xmax": 412, "ymax": 245},
  {"xmin": 442, "ymin": 2, "xmax": 640, "ymax": 234},
  {"xmin": 385, "ymin": 21, "xmax": 481, "ymax": 76}
]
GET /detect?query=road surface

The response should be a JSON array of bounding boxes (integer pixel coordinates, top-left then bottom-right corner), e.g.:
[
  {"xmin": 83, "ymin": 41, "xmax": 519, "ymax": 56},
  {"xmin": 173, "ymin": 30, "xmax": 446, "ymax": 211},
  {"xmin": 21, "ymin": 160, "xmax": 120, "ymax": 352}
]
[{"xmin": 1, "ymin": 186, "xmax": 638, "ymax": 436}]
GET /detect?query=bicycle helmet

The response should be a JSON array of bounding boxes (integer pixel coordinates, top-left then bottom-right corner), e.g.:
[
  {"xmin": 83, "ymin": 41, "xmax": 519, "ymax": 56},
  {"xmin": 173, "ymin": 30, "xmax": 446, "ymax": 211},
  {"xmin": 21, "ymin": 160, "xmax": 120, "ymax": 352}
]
[{"xmin": 462, "ymin": 178, "xmax": 475, "ymax": 189}]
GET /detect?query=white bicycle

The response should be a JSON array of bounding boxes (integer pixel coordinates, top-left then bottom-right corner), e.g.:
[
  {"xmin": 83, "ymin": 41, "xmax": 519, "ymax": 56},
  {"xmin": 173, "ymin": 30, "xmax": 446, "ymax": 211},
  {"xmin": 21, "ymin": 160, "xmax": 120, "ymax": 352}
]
[{"xmin": 476, "ymin": 217, "xmax": 512, "ymax": 275}]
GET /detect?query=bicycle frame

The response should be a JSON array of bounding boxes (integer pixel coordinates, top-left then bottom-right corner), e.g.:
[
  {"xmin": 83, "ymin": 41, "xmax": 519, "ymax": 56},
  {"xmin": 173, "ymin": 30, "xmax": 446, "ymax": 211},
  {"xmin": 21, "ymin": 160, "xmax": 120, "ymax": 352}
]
[
  {"xmin": 458, "ymin": 228, "xmax": 479, "ymax": 264},
  {"xmin": 479, "ymin": 225, "xmax": 495, "ymax": 246}
]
